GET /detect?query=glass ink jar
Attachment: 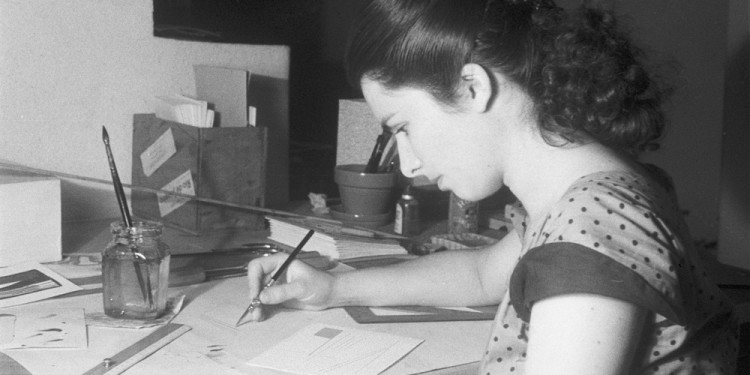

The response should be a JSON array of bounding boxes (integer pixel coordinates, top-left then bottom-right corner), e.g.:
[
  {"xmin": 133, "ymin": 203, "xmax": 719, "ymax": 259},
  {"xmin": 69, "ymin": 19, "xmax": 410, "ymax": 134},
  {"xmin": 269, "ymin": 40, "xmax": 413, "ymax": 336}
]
[
  {"xmin": 448, "ymin": 193, "xmax": 479, "ymax": 234},
  {"xmin": 394, "ymin": 185, "xmax": 420, "ymax": 236},
  {"xmin": 102, "ymin": 221, "xmax": 170, "ymax": 320}
]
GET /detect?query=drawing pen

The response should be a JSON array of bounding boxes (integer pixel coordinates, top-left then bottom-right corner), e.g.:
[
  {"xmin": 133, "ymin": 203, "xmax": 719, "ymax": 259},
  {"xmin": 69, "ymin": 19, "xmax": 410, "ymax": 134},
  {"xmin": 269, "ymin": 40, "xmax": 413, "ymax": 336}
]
[{"xmin": 235, "ymin": 229, "xmax": 316, "ymax": 327}]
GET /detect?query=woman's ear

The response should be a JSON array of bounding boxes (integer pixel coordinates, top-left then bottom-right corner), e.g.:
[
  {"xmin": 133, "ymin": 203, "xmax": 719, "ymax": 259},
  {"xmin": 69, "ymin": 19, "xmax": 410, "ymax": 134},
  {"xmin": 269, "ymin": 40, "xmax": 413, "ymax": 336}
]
[{"xmin": 460, "ymin": 63, "xmax": 495, "ymax": 113}]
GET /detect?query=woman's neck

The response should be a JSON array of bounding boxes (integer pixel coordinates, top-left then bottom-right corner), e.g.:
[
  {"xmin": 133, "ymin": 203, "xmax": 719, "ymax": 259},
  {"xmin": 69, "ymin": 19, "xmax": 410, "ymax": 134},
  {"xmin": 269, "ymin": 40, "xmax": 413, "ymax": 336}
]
[{"xmin": 503, "ymin": 135, "xmax": 633, "ymax": 222}]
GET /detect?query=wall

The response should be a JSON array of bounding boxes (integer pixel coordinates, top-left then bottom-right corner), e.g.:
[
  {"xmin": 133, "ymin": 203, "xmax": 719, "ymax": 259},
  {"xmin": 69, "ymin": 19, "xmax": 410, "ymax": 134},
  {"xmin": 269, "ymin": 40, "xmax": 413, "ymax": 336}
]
[
  {"xmin": 0, "ymin": 0, "xmax": 289, "ymax": 222},
  {"xmin": 0, "ymin": 0, "xmax": 737, "ymax": 248},
  {"xmin": 718, "ymin": 0, "xmax": 750, "ymax": 269},
  {"xmin": 555, "ymin": 0, "xmax": 729, "ymax": 243}
]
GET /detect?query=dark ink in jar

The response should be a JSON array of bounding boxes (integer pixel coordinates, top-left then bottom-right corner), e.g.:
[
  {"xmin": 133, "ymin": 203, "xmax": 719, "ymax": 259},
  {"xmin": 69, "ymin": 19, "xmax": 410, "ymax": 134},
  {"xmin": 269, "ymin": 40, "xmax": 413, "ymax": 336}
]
[{"xmin": 394, "ymin": 185, "xmax": 420, "ymax": 236}]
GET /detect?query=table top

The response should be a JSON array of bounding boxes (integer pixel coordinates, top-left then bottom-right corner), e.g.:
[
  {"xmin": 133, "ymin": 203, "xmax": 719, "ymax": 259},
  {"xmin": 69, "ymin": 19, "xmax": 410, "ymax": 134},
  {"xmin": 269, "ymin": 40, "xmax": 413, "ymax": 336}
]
[
  {"xmin": 1, "ymin": 219, "xmax": 494, "ymax": 375},
  {"xmin": 3, "ymin": 273, "xmax": 491, "ymax": 375}
]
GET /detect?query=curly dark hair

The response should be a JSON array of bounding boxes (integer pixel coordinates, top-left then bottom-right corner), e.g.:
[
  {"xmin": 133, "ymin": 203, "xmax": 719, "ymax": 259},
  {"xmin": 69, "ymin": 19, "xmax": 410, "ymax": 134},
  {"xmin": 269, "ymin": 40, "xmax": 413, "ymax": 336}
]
[{"xmin": 345, "ymin": 0, "xmax": 669, "ymax": 153}]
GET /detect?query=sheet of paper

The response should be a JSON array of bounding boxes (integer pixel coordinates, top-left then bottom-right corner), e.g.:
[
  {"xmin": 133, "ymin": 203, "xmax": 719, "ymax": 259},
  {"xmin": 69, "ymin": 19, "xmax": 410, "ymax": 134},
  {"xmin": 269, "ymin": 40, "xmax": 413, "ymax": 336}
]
[
  {"xmin": 0, "ymin": 308, "xmax": 87, "ymax": 349},
  {"xmin": 201, "ymin": 304, "xmax": 243, "ymax": 329},
  {"xmin": 194, "ymin": 65, "xmax": 249, "ymax": 128},
  {"xmin": 439, "ymin": 306, "xmax": 482, "ymax": 313},
  {"xmin": 366, "ymin": 305, "xmax": 487, "ymax": 316},
  {"xmin": 0, "ymin": 261, "xmax": 82, "ymax": 307},
  {"xmin": 0, "ymin": 314, "xmax": 15, "ymax": 345},
  {"xmin": 369, "ymin": 307, "xmax": 427, "ymax": 316},
  {"xmin": 247, "ymin": 323, "xmax": 423, "ymax": 375}
]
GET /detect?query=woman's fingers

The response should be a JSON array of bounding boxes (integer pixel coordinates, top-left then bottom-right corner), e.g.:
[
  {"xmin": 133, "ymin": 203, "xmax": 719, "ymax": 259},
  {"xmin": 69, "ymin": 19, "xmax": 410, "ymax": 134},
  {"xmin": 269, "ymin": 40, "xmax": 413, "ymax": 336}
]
[
  {"xmin": 245, "ymin": 253, "xmax": 291, "ymax": 321},
  {"xmin": 259, "ymin": 280, "xmax": 307, "ymax": 305}
]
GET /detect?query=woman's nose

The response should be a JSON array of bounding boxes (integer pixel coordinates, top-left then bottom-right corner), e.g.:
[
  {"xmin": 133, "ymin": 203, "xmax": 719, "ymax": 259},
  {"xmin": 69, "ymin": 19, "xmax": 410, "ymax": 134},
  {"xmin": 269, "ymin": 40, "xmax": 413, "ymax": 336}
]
[{"xmin": 395, "ymin": 132, "xmax": 422, "ymax": 178}]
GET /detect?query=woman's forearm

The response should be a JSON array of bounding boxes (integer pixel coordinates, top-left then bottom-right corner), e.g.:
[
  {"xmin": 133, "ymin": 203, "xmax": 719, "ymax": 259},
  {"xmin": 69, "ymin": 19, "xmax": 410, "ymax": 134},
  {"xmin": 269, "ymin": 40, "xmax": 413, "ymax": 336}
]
[
  {"xmin": 328, "ymin": 233, "xmax": 520, "ymax": 308},
  {"xmin": 329, "ymin": 249, "xmax": 488, "ymax": 307}
]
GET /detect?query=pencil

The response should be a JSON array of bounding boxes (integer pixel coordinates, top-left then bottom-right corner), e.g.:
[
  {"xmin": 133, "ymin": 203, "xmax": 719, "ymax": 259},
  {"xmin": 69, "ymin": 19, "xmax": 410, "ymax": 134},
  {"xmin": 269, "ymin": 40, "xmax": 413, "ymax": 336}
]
[{"xmin": 235, "ymin": 229, "xmax": 316, "ymax": 327}]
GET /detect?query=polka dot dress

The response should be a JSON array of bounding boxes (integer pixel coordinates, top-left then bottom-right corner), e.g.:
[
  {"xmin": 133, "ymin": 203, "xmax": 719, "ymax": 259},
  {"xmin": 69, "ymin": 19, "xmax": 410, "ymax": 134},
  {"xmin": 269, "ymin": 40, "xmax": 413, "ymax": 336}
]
[{"xmin": 478, "ymin": 170, "xmax": 739, "ymax": 374}]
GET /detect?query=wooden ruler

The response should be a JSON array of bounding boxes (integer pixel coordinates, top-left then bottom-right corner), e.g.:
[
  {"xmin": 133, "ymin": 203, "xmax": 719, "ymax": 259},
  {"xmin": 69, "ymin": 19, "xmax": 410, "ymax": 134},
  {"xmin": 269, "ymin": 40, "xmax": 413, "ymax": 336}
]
[{"xmin": 83, "ymin": 323, "xmax": 191, "ymax": 375}]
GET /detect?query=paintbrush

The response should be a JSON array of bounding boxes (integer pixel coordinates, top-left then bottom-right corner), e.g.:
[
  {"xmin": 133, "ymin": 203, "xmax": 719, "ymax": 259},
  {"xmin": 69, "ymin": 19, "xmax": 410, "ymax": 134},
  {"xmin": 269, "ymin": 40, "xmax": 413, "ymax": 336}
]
[
  {"xmin": 377, "ymin": 132, "xmax": 398, "ymax": 172},
  {"xmin": 102, "ymin": 126, "xmax": 153, "ymax": 306},
  {"xmin": 235, "ymin": 229, "xmax": 315, "ymax": 327},
  {"xmin": 364, "ymin": 134, "xmax": 385, "ymax": 173},
  {"xmin": 364, "ymin": 126, "xmax": 393, "ymax": 173}
]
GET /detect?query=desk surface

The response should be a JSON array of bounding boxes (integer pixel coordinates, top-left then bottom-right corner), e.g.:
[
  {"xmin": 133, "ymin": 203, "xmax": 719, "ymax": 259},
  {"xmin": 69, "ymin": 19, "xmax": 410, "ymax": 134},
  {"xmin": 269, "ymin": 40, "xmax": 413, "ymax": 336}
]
[
  {"xmin": 3, "ymin": 275, "xmax": 492, "ymax": 375},
  {"xmin": 1, "ymin": 219, "xmax": 493, "ymax": 375}
]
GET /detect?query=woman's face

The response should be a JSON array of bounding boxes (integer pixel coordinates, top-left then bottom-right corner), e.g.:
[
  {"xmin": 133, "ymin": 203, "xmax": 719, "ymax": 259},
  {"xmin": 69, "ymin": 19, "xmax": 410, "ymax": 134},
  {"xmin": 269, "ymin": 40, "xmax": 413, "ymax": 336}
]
[{"xmin": 361, "ymin": 78, "xmax": 504, "ymax": 201}]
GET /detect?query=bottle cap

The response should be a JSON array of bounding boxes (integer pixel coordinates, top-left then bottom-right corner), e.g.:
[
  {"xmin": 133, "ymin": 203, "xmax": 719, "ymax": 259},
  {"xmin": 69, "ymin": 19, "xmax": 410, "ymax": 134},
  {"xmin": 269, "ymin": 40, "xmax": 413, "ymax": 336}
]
[{"xmin": 402, "ymin": 185, "xmax": 414, "ymax": 199}]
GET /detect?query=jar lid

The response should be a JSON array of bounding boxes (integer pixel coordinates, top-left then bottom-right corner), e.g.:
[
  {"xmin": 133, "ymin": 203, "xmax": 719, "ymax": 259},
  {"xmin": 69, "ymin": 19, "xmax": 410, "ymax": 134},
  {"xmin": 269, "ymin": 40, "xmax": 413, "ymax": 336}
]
[{"xmin": 110, "ymin": 220, "xmax": 163, "ymax": 237}]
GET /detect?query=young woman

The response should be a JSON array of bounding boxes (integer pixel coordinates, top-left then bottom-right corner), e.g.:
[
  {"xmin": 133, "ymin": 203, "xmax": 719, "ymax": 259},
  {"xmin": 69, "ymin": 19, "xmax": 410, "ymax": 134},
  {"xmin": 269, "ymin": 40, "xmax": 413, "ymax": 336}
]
[{"xmin": 246, "ymin": 1, "xmax": 738, "ymax": 373}]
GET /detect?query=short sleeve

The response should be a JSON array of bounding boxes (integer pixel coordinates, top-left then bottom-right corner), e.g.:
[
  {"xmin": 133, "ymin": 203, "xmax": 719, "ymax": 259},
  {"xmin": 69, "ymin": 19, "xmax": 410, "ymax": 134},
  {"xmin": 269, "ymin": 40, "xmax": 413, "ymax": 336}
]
[{"xmin": 509, "ymin": 242, "xmax": 684, "ymax": 324}]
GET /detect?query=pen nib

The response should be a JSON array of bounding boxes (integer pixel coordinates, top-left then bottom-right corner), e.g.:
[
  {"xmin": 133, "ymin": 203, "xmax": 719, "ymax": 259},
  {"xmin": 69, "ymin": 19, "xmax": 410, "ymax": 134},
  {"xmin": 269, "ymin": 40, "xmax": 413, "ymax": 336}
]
[{"xmin": 235, "ymin": 298, "xmax": 262, "ymax": 327}]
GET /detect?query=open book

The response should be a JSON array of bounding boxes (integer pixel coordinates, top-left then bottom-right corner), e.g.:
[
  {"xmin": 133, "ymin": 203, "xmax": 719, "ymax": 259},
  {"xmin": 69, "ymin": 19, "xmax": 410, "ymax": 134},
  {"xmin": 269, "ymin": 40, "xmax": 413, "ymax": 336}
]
[{"xmin": 266, "ymin": 216, "xmax": 408, "ymax": 260}]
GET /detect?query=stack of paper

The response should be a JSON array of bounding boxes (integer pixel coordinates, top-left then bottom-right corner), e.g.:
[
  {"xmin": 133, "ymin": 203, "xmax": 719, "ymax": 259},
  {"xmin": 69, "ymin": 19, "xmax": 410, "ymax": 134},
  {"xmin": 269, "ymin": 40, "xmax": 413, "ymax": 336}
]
[
  {"xmin": 154, "ymin": 94, "xmax": 214, "ymax": 128},
  {"xmin": 0, "ymin": 169, "xmax": 62, "ymax": 266},
  {"xmin": 267, "ymin": 216, "xmax": 408, "ymax": 260}
]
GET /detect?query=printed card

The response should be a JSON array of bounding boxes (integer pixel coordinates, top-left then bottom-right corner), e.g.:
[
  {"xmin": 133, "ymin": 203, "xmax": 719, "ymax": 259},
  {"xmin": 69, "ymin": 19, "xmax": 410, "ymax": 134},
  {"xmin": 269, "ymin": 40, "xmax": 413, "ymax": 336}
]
[
  {"xmin": 157, "ymin": 170, "xmax": 196, "ymax": 217},
  {"xmin": 140, "ymin": 128, "xmax": 177, "ymax": 177}
]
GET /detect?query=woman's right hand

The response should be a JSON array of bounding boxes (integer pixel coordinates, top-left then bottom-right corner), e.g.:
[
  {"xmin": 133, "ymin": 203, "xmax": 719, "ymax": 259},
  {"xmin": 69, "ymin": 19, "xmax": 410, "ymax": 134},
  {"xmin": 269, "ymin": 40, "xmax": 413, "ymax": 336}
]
[{"xmin": 244, "ymin": 253, "xmax": 336, "ymax": 322}]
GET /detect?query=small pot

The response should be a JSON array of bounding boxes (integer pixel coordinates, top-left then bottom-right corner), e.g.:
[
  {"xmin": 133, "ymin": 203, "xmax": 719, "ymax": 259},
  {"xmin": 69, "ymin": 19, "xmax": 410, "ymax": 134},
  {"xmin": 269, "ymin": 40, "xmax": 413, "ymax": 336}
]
[{"xmin": 334, "ymin": 164, "xmax": 398, "ymax": 215}]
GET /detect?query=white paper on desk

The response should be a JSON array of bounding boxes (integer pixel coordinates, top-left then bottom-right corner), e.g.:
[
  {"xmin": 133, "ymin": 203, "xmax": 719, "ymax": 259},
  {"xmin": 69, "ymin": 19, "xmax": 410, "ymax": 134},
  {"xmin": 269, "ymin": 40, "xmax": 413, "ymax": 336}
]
[
  {"xmin": 369, "ymin": 307, "xmax": 427, "ymax": 316},
  {"xmin": 247, "ymin": 323, "xmax": 423, "ymax": 375},
  {"xmin": 0, "ymin": 261, "xmax": 82, "ymax": 308},
  {"xmin": 369, "ymin": 306, "xmax": 483, "ymax": 316},
  {"xmin": 0, "ymin": 308, "xmax": 87, "ymax": 349}
]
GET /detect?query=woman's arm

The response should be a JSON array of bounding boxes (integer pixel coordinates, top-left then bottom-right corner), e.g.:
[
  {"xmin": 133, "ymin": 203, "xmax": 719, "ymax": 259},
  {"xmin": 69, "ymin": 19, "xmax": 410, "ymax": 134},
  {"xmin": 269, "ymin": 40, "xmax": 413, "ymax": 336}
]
[
  {"xmin": 329, "ymin": 231, "xmax": 522, "ymax": 308},
  {"xmin": 249, "ymin": 230, "xmax": 522, "ymax": 318},
  {"xmin": 525, "ymin": 293, "xmax": 648, "ymax": 375}
]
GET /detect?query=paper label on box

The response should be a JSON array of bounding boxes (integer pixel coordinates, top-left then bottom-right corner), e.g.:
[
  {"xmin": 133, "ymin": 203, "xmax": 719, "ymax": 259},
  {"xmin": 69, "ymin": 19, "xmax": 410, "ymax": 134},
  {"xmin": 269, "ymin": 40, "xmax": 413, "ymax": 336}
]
[
  {"xmin": 158, "ymin": 170, "xmax": 195, "ymax": 217},
  {"xmin": 140, "ymin": 128, "xmax": 177, "ymax": 177}
]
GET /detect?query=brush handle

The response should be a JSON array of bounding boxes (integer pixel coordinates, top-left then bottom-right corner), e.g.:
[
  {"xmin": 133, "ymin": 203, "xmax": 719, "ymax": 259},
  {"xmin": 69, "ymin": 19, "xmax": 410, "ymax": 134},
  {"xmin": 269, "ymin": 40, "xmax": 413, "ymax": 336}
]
[
  {"xmin": 102, "ymin": 128, "xmax": 133, "ymax": 227},
  {"xmin": 364, "ymin": 134, "xmax": 384, "ymax": 173},
  {"xmin": 105, "ymin": 156, "xmax": 132, "ymax": 227},
  {"xmin": 102, "ymin": 127, "xmax": 150, "ymax": 306}
]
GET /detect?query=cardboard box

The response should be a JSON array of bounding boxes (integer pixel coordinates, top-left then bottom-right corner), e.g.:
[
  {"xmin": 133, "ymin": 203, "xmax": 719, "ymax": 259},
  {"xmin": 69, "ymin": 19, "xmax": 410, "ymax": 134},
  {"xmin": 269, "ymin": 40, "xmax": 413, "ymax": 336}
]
[
  {"xmin": 0, "ymin": 169, "xmax": 62, "ymax": 266},
  {"xmin": 131, "ymin": 114, "xmax": 268, "ymax": 233},
  {"xmin": 336, "ymin": 99, "xmax": 380, "ymax": 166}
]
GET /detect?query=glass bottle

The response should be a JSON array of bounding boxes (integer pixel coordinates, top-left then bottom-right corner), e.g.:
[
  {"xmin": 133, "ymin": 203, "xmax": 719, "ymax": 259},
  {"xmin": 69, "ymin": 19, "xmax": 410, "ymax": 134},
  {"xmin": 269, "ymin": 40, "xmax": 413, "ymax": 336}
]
[
  {"xmin": 448, "ymin": 192, "xmax": 479, "ymax": 234},
  {"xmin": 394, "ymin": 185, "xmax": 420, "ymax": 236},
  {"xmin": 102, "ymin": 221, "xmax": 170, "ymax": 320}
]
